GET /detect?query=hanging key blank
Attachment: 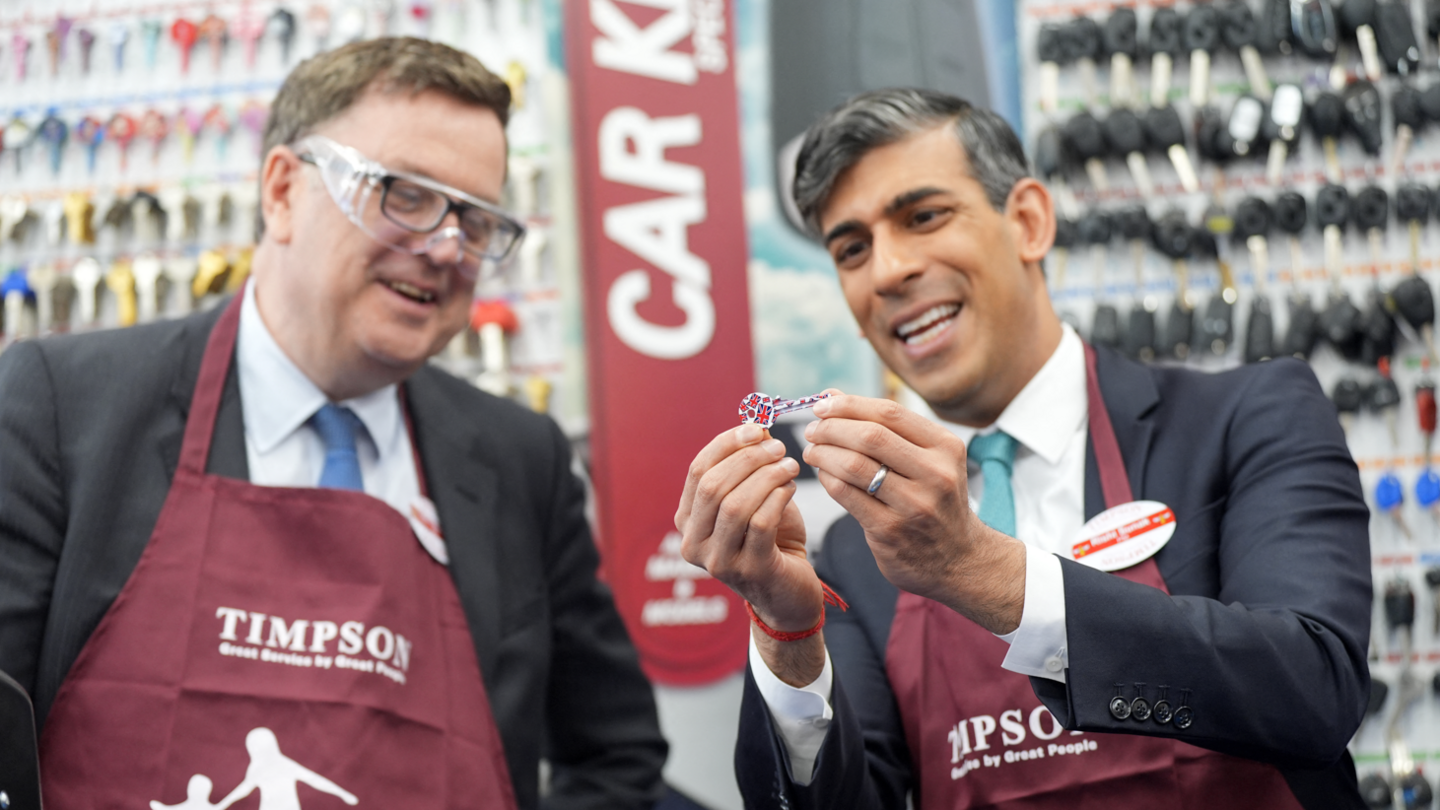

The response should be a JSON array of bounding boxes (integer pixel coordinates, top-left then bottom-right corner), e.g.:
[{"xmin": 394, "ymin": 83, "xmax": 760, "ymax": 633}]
[
  {"xmin": 1339, "ymin": 0, "xmax": 1383, "ymax": 79},
  {"xmin": 1312, "ymin": 91, "xmax": 1347, "ymax": 181},
  {"xmin": 1185, "ymin": 5, "xmax": 1222, "ymax": 108},
  {"xmin": 1220, "ymin": 1, "xmax": 1272, "ymax": 99},
  {"xmin": 1104, "ymin": 8, "xmax": 1139, "ymax": 106},
  {"xmin": 1103, "ymin": 110, "xmax": 1153, "ymax": 197},
  {"xmin": 1064, "ymin": 112, "xmax": 1110, "ymax": 192},
  {"xmin": 1144, "ymin": 106, "xmax": 1199, "ymax": 193},
  {"xmin": 1264, "ymin": 84, "xmax": 1306, "ymax": 182},
  {"xmin": 1148, "ymin": 8, "xmax": 1185, "ymax": 107}
]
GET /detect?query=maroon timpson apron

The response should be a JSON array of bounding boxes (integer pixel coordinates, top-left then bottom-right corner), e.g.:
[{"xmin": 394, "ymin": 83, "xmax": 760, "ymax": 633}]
[
  {"xmin": 884, "ymin": 344, "xmax": 1304, "ymax": 810},
  {"xmin": 38, "ymin": 292, "xmax": 518, "ymax": 809}
]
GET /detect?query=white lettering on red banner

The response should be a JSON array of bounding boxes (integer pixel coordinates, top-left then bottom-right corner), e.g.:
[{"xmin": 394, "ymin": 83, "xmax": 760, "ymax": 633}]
[
  {"xmin": 599, "ymin": 107, "xmax": 714, "ymax": 359},
  {"xmin": 569, "ymin": 0, "xmax": 754, "ymax": 685},
  {"xmin": 641, "ymin": 531, "xmax": 729, "ymax": 626}
]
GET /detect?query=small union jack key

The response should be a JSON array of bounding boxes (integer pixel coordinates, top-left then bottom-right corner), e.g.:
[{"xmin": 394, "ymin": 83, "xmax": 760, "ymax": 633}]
[{"xmin": 739, "ymin": 392, "xmax": 831, "ymax": 429}]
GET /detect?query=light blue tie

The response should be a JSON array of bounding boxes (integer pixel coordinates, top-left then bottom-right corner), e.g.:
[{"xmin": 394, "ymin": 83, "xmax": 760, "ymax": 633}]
[
  {"xmin": 969, "ymin": 431, "xmax": 1018, "ymax": 538},
  {"xmin": 310, "ymin": 403, "xmax": 365, "ymax": 492}
]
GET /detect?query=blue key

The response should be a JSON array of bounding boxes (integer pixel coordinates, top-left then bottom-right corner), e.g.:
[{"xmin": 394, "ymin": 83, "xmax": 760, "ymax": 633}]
[
  {"xmin": 75, "ymin": 117, "xmax": 103, "ymax": 174},
  {"xmin": 1377, "ymin": 472, "xmax": 1405, "ymax": 510},
  {"xmin": 1, "ymin": 268, "xmax": 32, "ymax": 299},
  {"xmin": 2, "ymin": 268, "xmax": 33, "ymax": 340},
  {"xmin": 37, "ymin": 112, "xmax": 67, "ymax": 176},
  {"xmin": 110, "ymin": 22, "xmax": 129, "ymax": 72},
  {"xmin": 1376, "ymin": 471, "xmax": 1413, "ymax": 539},
  {"xmin": 1416, "ymin": 468, "xmax": 1440, "ymax": 508}
]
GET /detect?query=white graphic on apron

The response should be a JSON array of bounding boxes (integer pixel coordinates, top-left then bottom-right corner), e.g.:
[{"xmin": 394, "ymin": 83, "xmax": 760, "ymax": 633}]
[
  {"xmin": 149, "ymin": 728, "xmax": 358, "ymax": 810},
  {"xmin": 151, "ymin": 775, "xmax": 224, "ymax": 810}
]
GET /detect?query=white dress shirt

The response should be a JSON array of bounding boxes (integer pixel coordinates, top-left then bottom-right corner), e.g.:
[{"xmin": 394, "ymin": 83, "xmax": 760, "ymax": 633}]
[
  {"xmin": 753, "ymin": 324, "xmax": 1090, "ymax": 782},
  {"xmin": 235, "ymin": 282, "xmax": 430, "ymax": 530}
]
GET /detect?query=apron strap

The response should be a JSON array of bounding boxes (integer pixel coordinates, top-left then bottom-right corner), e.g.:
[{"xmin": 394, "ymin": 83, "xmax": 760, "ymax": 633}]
[
  {"xmin": 176, "ymin": 288, "xmax": 246, "ymax": 476},
  {"xmin": 399, "ymin": 388, "xmax": 431, "ymax": 499},
  {"xmin": 1083, "ymin": 342, "xmax": 1134, "ymax": 509}
]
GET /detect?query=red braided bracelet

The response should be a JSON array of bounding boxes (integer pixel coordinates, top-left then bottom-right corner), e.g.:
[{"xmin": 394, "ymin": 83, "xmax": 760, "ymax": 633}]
[{"xmin": 745, "ymin": 583, "xmax": 850, "ymax": 642}]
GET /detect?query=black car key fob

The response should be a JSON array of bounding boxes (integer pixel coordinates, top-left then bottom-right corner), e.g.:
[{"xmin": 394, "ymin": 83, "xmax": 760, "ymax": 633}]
[{"xmin": 1291, "ymin": 0, "xmax": 1340, "ymax": 57}]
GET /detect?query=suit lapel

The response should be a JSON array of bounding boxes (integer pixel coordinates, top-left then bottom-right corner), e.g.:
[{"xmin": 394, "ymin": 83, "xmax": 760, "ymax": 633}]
[
  {"xmin": 1083, "ymin": 345, "xmax": 1160, "ymax": 519},
  {"xmin": 160, "ymin": 302, "xmax": 249, "ymax": 482},
  {"xmin": 403, "ymin": 368, "xmax": 504, "ymax": 688}
]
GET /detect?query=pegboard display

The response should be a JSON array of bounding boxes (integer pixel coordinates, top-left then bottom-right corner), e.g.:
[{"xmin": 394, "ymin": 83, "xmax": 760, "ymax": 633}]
[
  {"xmin": 1018, "ymin": 0, "xmax": 1440, "ymax": 798},
  {"xmin": 0, "ymin": 0, "xmax": 580, "ymax": 423}
]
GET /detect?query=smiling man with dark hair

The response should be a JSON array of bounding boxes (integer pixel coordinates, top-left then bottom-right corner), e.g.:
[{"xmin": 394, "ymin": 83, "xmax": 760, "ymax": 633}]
[{"xmin": 676, "ymin": 88, "xmax": 1371, "ymax": 809}]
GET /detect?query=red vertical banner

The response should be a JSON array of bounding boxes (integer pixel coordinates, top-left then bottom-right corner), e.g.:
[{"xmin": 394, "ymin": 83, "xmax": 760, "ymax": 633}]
[{"xmin": 566, "ymin": 0, "xmax": 755, "ymax": 685}]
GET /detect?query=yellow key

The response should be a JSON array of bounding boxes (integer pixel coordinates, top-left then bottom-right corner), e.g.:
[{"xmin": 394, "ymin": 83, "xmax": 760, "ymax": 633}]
[
  {"xmin": 178, "ymin": 112, "xmax": 199, "ymax": 164},
  {"xmin": 106, "ymin": 259, "xmax": 137, "ymax": 327},
  {"xmin": 63, "ymin": 192, "xmax": 96, "ymax": 245},
  {"xmin": 505, "ymin": 61, "xmax": 527, "ymax": 110},
  {"xmin": 193, "ymin": 250, "xmax": 230, "ymax": 298},
  {"xmin": 224, "ymin": 246, "xmax": 252, "ymax": 292},
  {"xmin": 524, "ymin": 375, "xmax": 552, "ymax": 414}
]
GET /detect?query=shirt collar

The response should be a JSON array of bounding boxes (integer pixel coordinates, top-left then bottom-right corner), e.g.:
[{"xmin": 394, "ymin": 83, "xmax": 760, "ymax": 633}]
[
  {"xmin": 236, "ymin": 282, "xmax": 402, "ymax": 457},
  {"xmin": 938, "ymin": 323, "xmax": 1088, "ymax": 466}
]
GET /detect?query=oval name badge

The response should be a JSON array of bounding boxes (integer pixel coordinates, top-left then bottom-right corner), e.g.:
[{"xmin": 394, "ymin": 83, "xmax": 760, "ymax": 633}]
[{"xmin": 1070, "ymin": 500, "xmax": 1176, "ymax": 572}]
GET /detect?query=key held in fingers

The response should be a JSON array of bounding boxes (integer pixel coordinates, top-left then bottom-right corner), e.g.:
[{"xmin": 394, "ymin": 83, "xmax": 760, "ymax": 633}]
[{"xmin": 739, "ymin": 392, "xmax": 832, "ymax": 429}]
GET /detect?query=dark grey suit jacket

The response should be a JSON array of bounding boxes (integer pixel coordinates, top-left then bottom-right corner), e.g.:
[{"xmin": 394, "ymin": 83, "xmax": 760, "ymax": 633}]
[
  {"xmin": 0, "ymin": 303, "xmax": 667, "ymax": 810},
  {"xmin": 736, "ymin": 346, "xmax": 1372, "ymax": 809}
]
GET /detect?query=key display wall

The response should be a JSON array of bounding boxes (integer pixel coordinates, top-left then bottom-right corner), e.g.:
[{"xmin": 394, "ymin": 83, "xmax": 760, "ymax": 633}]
[
  {"xmin": 0, "ymin": 0, "xmax": 583, "ymax": 426},
  {"xmin": 1019, "ymin": 0, "xmax": 1440, "ymax": 798}
]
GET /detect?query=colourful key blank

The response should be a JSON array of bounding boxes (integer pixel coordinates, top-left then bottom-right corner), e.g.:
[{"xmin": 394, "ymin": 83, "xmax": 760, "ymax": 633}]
[{"xmin": 739, "ymin": 392, "xmax": 832, "ymax": 429}]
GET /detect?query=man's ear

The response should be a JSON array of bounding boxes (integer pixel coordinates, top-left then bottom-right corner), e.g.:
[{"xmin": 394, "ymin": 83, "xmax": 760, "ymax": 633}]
[
  {"xmin": 259, "ymin": 146, "xmax": 303, "ymax": 245},
  {"xmin": 1004, "ymin": 178, "xmax": 1055, "ymax": 265}
]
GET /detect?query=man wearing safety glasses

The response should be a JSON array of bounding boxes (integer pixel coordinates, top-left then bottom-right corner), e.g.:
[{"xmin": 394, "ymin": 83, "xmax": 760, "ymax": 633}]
[{"xmin": 0, "ymin": 38, "xmax": 666, "ymax": 809}]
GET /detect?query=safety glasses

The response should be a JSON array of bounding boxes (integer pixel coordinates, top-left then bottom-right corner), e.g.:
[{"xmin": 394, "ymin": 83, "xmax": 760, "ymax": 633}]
[{"xmin": 293, "ymin": 134, "xmax": 525, "ymax": 279}]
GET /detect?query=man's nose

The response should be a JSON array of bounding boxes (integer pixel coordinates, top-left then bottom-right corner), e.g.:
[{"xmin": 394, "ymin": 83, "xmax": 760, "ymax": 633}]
[
  {"xmin": 871, "ymin": 229, "xmax": 925, "ymax": 294},
  {"xmin": 421, "ymin": 211, "xmax": 467, "ymax": 268}
]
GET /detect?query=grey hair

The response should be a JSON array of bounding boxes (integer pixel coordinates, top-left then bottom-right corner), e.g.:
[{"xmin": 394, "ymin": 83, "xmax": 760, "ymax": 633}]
[{"xmin": 792, "ymin": 88, "xmax": 1030, "ymax": 237}]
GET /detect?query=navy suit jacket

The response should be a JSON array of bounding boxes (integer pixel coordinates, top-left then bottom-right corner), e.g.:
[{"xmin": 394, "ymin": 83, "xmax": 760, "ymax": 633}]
[
  {"xmin": 735, "ymin": 346, "xmax": 1372, "ymax": 810},
  {"xmin": 0, "ymin": 303, "xmax": 667, "ymax": 810}
]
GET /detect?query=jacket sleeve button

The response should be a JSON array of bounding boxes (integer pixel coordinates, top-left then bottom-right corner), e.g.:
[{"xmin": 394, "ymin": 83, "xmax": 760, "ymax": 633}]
[{"xmin": 1173, "ymin": 705, "xmax": 1194, "ymax": 730}]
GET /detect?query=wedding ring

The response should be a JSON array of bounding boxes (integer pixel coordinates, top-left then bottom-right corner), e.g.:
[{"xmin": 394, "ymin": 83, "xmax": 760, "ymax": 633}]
[{"xmin": 867, "ymin": 464, "xmax": 890, "ymax": 495}]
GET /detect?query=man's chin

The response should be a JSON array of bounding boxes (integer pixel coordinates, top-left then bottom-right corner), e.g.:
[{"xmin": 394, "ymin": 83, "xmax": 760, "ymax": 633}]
[
  {"xmin": 359, "ymin": 332, "xmax": 450, "ymax": 374},
  {"xmin": 886, "ymin": 344, "xmax": 967, "ymax": 393},
  {"xmin": 900, "ymin": 364, "xmax": 988, "ymax": 419}
]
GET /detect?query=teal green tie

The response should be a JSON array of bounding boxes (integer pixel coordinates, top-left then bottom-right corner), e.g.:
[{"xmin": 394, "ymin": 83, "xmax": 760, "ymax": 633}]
[{"xmin": 969, "ymin": 431, "xmax": 1018, "ymax": 538}]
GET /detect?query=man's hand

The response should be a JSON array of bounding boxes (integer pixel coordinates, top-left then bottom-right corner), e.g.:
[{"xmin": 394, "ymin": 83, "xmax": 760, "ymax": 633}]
[
  {"xmin": 803, "ymin": 393, "xmax": 1027, "ymax": 635},
  {"xmin": 676, "ymin": 424, "xmax": 825, "ymax": 686}
]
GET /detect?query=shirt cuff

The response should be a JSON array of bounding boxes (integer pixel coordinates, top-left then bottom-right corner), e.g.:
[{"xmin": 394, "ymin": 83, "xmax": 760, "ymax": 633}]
[
  {"xmin": 996, "ymin": 544, "xmax": 1069, "ymax": 683},
  {"xmin": 748, "ymin": 632, "xmax": 834, "ymax": 784}
]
